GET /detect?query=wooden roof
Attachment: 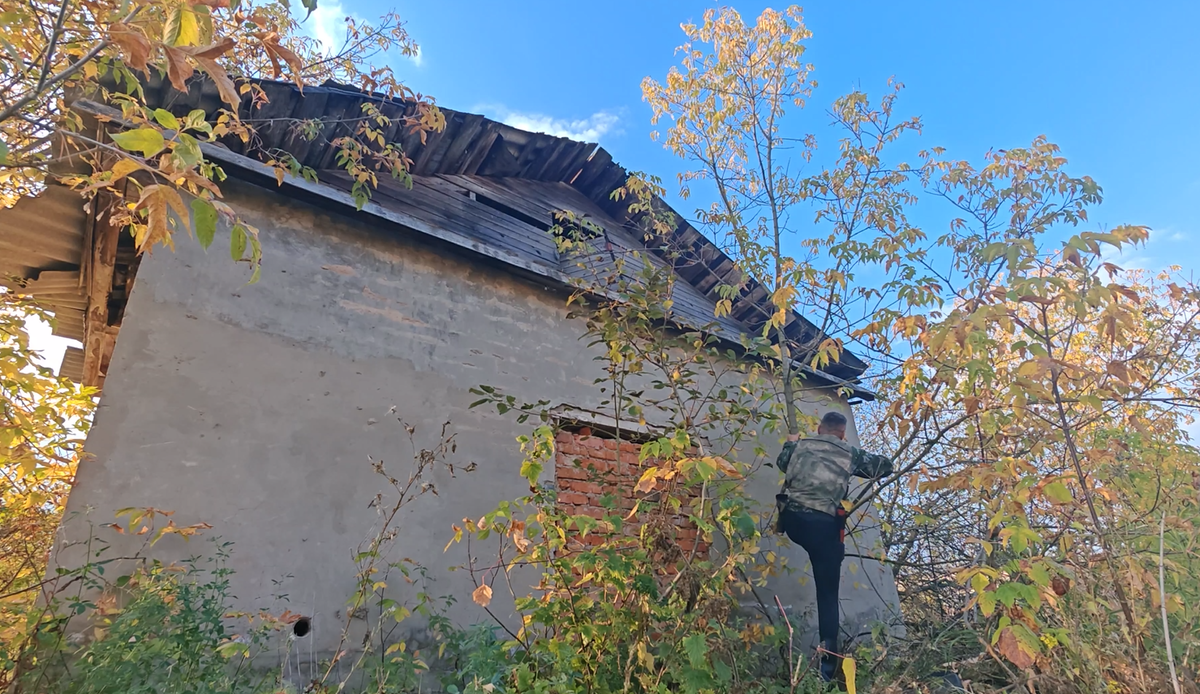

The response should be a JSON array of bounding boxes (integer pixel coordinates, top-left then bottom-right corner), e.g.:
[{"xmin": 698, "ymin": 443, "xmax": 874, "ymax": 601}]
[{"xmin": 0, "ymin": 77, "xmax": 874, "ymax": 399}]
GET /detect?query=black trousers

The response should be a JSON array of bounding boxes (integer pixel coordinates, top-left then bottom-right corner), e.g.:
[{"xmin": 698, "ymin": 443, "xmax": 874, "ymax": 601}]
[{"xmin": 779, "ymin": 507, "xmax": 844, "ymax": 648}]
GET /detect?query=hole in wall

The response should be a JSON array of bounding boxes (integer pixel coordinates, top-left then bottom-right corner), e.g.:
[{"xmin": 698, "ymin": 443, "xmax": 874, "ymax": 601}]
[{"xmin": 292, "ymin": 617, "xmax": 311, "ymax": 638}]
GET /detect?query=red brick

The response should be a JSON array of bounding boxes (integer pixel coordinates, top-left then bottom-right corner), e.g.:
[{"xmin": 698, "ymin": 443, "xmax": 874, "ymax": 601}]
[
  {"xmin": 558, "ymin": 479, "xmax": 589, "ymax": 493},
  {"xmin": 556, "ymin": 465, "xmax": 588, "ymax": 481},
  {"xmin": 591, "ymin": 447, "xmax": 618, "ymax": 462},
  {"xmin": 579, "ymin": 435, "xmax": 604, "ymax": 449},
  {"xmin": 566, "ymin": 481, "xmax": 603, "ymax": 495},
  {"xmin": 581, "ymin": 459, "xmax": 616, "ymax": 473},
  {"xmin": 558, "ymin": 492, "xmax": 590, "ymax": 506}
]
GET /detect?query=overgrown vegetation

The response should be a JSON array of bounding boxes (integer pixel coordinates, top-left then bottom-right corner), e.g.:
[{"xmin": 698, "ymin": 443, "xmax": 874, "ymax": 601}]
[
  {"xmin": 2, "ymin": 3, "xmax": 1198, "ymax": 694},
  {"xmin": 1, "ymin": 0, "xmax": 443, "ymax": 279}
]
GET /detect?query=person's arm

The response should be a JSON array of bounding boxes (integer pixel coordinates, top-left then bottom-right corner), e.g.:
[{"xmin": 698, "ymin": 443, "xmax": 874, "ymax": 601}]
[
  {"xmin": 851, "ymin": 446, "xmax": 894, "ymax": 480},
  {"xmin": 777, "ymin": 433, "xmax": 799, "ymax": 473}
]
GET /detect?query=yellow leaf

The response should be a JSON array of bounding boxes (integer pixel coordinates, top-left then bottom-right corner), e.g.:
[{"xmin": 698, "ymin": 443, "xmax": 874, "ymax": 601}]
[
  {"xmin": 471, "ymin": 584, "xmax": 492, "ymax": 607},
  {"xmin": 843, "ymin": 656, "xmax": 856, "ymax": 694},
  {"xmin": 164, "ymin": 6, "xmax": 202, "ymax": 46},
  {"xmin": 109, "ymin": 158, "xmax": 144, "ymax": 183},
  {"xmin": 133, "ymin": 185, "xmax": 186, "ymax": 252},
  {"xmin": 634, "ymin": 467, "xmax": 660, "ymax": 494}
]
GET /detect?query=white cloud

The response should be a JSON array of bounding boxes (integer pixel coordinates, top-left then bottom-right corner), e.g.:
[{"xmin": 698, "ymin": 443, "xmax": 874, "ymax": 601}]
[
  {"xmin": 476, "ymin": 105, "xmax": 623, "ymax": 142},
  {"xmin": 306, "ymin": 0, "xmax": 347, "ymax": 56},
  {"xmin": 302, "ymin": 1, "xmax": 423, "ymax": 67}
]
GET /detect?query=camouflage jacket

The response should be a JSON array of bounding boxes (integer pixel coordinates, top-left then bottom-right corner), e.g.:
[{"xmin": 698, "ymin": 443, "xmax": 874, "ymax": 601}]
[{"xmin": 777, "ymin": 435, "xmax": 894, "ymax": 516}]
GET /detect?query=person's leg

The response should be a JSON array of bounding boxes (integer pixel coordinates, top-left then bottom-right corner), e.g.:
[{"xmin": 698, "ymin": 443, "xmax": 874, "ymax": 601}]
[
  {"xmin": 810, "ymin": 533, "xmax": 844, "ymax": 682},
  {"xmin": 782, "ymin": 509, "xmax": 844, "ymax": 680},
  {"xmin": 809, "ymin": 529, "xmax": 844, "ymax": 648}
]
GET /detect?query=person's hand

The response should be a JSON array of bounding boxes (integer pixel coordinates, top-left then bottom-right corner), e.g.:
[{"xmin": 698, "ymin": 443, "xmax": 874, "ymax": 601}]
[{"xmin": 787, "ymin": 433, "xmax": 800, "ymax": 442}]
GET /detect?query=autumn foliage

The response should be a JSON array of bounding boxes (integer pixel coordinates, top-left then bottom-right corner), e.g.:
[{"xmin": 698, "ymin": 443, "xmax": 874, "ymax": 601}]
[{"xmin": 1, "ymin": 3, "xmax": 1198, "ymax": 694}]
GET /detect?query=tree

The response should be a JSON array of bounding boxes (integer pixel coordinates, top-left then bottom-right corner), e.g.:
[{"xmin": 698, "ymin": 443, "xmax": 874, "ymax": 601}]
[
  {"xmin": 642, "ymin": 6, "xmax": 925, "ymax": 437},
  {"xmin": 645, "ymin": 6, "xmax": 1200, "ymax": 691},
  {"xmin": 0, "ymin": 0, "xmax": 442, "ymax": 278},
  {"xmin": 0, "ymin": 293, "xmax": 95, "ymax": 685},
  {"xmin": 0, "ymin": 0, "xmax": 441, "ymax": 684}
]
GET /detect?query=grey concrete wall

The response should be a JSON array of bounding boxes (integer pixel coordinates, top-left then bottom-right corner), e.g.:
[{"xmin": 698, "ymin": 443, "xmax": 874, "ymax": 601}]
[{"xmin": 54, "ymin": 180, "xmax": 900, "ymax": 664}]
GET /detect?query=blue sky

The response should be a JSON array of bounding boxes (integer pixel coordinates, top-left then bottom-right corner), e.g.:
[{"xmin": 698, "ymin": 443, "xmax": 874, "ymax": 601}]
[
  {"xmin": 305, "ymin": 0, "xmax": 1199, "ymax": 271},
  {"xmin": 28, "ymin": 1, "xmax": 1200, "ymax": 370}
]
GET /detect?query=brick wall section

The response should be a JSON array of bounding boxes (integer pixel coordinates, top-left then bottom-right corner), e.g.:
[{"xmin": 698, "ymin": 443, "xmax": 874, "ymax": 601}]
[{"xmin": 554, "ymin": 429, "xmax": 709, "ymax": 559}]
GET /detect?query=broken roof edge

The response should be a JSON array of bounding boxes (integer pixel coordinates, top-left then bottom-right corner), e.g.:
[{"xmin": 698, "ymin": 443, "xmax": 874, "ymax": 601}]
[
  {"xmin": 67, "ymin": 92, "xmax": 877, "ymax": 401},
  {"xmin": 181, "ymin": 115, "xmax": 878, "ymax": 402},
  {"xmin": 307, "ymin": 79, "xmax": 871, "ymax": 378},
  {"xmin": 97, "ymin": 76, "xmax": 870, "ymax": 376}
]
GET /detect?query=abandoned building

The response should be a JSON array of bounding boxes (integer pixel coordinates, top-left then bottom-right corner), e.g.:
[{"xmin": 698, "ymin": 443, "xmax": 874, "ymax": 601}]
[{"xmin": 0, "ymin": 78, "xmax": 901, "ymax": 657}]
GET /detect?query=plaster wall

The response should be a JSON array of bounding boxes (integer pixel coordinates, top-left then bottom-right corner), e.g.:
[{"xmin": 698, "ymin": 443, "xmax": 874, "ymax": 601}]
[{"xmin": 55, "ymin": 180, "xmax": 901, "ymax": 662}]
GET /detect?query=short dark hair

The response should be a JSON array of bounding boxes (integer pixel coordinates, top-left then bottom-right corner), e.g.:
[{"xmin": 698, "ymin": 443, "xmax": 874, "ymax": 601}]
[{"xmin": 820, "ymin": 411, "xmax": 848, "ymax": 429}]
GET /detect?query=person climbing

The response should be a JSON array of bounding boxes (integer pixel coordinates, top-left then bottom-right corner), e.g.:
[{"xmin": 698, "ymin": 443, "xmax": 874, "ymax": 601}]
[{"xmin": 775, "ymin": 410, "xmax": 893, "ymax": 682}]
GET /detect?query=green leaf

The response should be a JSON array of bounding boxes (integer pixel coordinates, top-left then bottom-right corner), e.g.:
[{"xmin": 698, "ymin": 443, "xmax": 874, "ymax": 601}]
[
  {"xmin": 0, "ymin": 137, "xmax": 8, "ymax": 164},
  {"xmin": 185, "ymin": 109, "xmax": 212, "ymax": 133},
  {"xmin": 994, "ymin": 583, "xmax": 1023, "ymax": 608},
  {"xmin": 191, "ymin": 198, "xmax": 217, "ymax": 250},
  {"xmin": 519, "ymin": 459, "xmax": 543, "ymax": 485},
  {"xmin": 163, "ymin": 6, "xmax": 182, "ymax": 45},
  {"xmin": 1027, "ymin": 561, "xmax": 1052, "ymax": 588},
  {"xmin": 1043, "ymin": 481, "xmax": 1072, "ymax": 505},
  {"xmin": 230, "ymin": 224, "xmax": 247, "ymax": 261},
  {"xmin": 110, "ymin": 128, "xmax": 165, "ymax": 158},
  {"xmin": 682, "ymin": 634, "xmax": 708, "ymax": 668},
  {"xmin": 216, "ymin": 641, "xmax": 249, "ymax": 659},
  {"xmin": 979, "ymin": 590, "xmax": 997, "ymax": 616},
  {"xmin": 152, "ymin": 108, "xmax": 180, "ymax": 130},
  {"xmin": 175, "ymin": 133, "xmax": 203, "ymax": 167},
  {"xmin": 1012, "ymin": 623, "xmax": 1042, "ymax": 656},
  {"xmin": 733, "ymin": 510, "xmax": 756, "ymax": 538},
  {"xmin": 300, "ymin": 0, "xmax": 319, "ymax": 19}
]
